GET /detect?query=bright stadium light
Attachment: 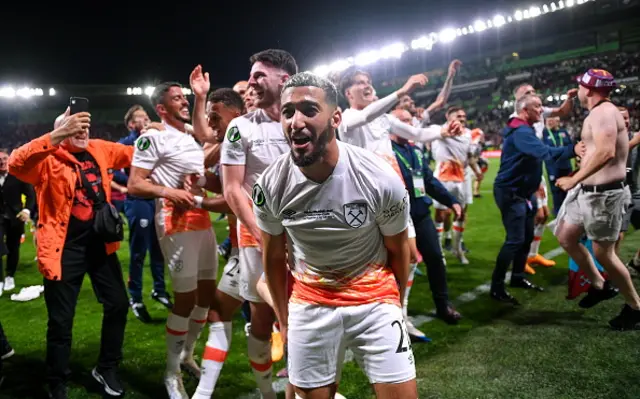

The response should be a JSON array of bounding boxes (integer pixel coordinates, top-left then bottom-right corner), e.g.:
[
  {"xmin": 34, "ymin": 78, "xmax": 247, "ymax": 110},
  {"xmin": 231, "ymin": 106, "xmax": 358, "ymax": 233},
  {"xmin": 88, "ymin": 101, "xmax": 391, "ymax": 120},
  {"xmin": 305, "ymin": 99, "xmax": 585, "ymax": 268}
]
[
  {"xmin": 551, "ymin": 2, "xmax": 557, "ymax": 11},
  {"xmin": 515, "ymin": 9, "xmax": 524, "ymax": 21},
  {"xmin": 330, "ymin": 59, "xmax": 352, "ymax": 72},
  {"xmin": 439, "ymin": 28, "xmax": 457, "ymax": 43},
  {"xmin": 566, "ymin": 0, "xmax": 575, "ymax": 6},
  {"xmin": 313, "ymin": 65, "xmax": 330, "ymax": 76},
  {"xmin": 508, "ymin": 16, "xmax": 513, "ymax": 22},
  {"xmin": 524, "ymin": 9, "xmax": 531, "ymax": 18},
  {"xmin": 380, "ymin": 42, "xmax": 407, "ymax": 59},
  {"xmin": 547, "ymin": 95, "xmax": 554, "ymax": 101},
  {"xmin": 456, "ymin": 28, "xmax": 463, "ymax": 36},
  {"xmin": 530, "ymin": 6, "xmax": 542, "ymax": 17},
  {"xmin": 49, "ymin": 88, "xmax": 56, "ymax": 96},
  {"xmin": 560, "ymin": 94, "xmax": 568, "ymax": 100},
  {"xmin": 493, "ymin": 14, "xmax": 506, "ymax": 27},
  {"xmin": 355, "ymin": 50, "xmax": 380, "ymax": 66},
  {"xmin": 0, "ymin": 86, "xmax": 16, "ymax": 98},
  {"xmin": 474, "ymin": 20, "xmax": 487, "ymax": 32},
  {"xmin": 182, "ymin": 88, "xmax": 192, "ymax": 95},
  {"xmin": 144, "ymin": 86, "xmax": 155, "ymax": 96},
  {"xmin": 461, "ymin": 27, "xmax": 469, "ymax": 35},
  {"xmin": 543, "ymin": 4, "xmax": 549, "ymax": 12},
  {"xmin": 559, "ymin": 0, "xmax": 565, "ymax": 8}
]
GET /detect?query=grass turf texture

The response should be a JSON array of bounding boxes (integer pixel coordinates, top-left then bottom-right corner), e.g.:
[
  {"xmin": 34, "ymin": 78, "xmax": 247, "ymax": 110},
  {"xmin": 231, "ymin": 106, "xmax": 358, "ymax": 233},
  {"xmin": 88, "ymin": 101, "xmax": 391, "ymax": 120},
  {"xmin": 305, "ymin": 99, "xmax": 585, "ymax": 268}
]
[{"xmin": 1, "ymin": 157, "xmax": 639, "ymax": 399}]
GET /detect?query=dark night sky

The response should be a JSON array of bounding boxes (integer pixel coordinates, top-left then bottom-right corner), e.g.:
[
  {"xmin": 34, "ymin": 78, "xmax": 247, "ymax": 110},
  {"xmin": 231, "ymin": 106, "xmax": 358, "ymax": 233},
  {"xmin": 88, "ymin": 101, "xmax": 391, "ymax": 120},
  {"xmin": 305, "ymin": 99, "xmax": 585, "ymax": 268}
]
[{"xmin": 1, "ymin": 0, "xmax": 536, "ymax": 87}]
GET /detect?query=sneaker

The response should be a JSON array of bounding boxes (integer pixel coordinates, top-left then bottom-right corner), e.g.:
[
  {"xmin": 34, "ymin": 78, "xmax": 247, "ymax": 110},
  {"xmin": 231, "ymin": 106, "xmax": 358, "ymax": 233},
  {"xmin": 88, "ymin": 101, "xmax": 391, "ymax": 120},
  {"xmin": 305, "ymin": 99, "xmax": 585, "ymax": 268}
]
[
  {"xmin": 578, "ymin": 280, "xmax": 619, "ymax": 309},
  {"xmin": 454, "ymin": 250, "xmax": 470, "ymax": 265},
  {"xmin": 461, "ymin": 241, "xmax": 470, "ymax": 254},
  {"xmin": 164, "ymin": 372, "xmax": 189, "ymax": 399},
  {"xmin": 92, "ymin": 367, "xmax": 125, "ymax": 397},
  {"xmin": 524, "ymin": 264, "xmax": 536, "ymax": 275},
  {"xmin": 0, "ymin": 335, "xmax": 14, "ymax": 360},
  {"xmin": 179, "ymin": 352, "xmax": 201, "ymax": 380},
  {"xmin": 151, "ymin": 291, "xmax": 173, "ymax": 310},
  {"xmin": 405, "ymin": 317, "xmax": 431, "ymax": 342},
  {"xmin": 48, "ymin": 384, "xmax": 68, "ymax": 399},
  {"xmin": 244, "ymin": 322, "xmax": 251, "ymax": 337},
  {"xmin": 3, "ymin": 277, "xmax": 15, "ymax": 292},
  {"xmin": 130, "ymin": 300, "xmax": 152, "ymax": 323},
  {"xmin": 527, "ymin": 254, "xmax": 556, "ymax": 267},
  {"xmin": 609, "ymin": 304, "xmax": 640, "ymax": 331}
]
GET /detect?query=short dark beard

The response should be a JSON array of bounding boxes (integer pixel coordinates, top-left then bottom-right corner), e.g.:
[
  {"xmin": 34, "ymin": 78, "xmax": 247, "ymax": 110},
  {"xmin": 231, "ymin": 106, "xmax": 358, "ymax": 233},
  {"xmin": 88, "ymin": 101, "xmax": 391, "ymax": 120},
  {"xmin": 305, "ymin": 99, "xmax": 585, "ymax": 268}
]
[{"xmin": 290, "ymin": 121, "xmax": 333, "ymax": 167}]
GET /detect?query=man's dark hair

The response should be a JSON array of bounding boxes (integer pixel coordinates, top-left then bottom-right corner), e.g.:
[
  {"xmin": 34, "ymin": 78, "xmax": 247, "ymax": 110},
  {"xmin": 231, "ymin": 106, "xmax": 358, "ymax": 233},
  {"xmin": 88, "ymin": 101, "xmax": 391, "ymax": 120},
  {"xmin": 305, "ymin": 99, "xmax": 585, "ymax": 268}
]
[
  {"xmin": 338, "ymin": 68, "xmax": 372, "ymax": 98},
  {"xmin": 124, "ymin": 104, "xmax": 145, "ymax": 126},
  {"xmin": 513, "ymin": 83, "xmax": 533, "ymax": 98},
  {"xmin": 249, "ymin": 49, "xmax": 298, "ymax": 76},
  {"xmin": 150, "ymin": 82, "xmax": 183, "ymax": 108},
  {"xmin": 446, "ymin": 106, "xmax": 464, "ymax": 116},
  {"xmin": 282, "ymin": 72, "xmax": 338, "ymax": 107},
  {"xmin": 207, "ymin": 88, "xmax": 245, "ymax": 112}
]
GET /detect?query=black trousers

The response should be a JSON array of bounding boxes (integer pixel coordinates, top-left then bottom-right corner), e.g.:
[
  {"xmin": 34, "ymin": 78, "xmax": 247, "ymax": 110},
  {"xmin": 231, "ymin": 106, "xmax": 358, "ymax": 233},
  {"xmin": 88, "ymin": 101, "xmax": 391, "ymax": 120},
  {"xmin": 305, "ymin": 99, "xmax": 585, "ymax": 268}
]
[
  {"xmin": 0, "ymin": 218, "xmax": 24, "ymax": 280},
  {"xmin": 412, "ymin": 213, "xmax": 451, "ymax": 312},
  {"xmin": 492, "ymin": 187, "xmax": 536, "ymax": 290},
  {"xmin": 43, "ymin": 242, "xmax": 128, "ymax": 388}
]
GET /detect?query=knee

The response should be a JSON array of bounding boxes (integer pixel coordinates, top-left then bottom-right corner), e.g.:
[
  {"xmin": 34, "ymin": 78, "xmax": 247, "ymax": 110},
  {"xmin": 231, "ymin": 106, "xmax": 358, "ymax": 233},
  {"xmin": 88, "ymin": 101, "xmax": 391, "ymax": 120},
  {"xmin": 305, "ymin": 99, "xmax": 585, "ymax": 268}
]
[
  {"xmin": 556, "ymin": 233, "xmax": 576, "ymax": 250},
  {"xmin": 105, "ymin": 292, "xmax": 130, "ymax": 318}
]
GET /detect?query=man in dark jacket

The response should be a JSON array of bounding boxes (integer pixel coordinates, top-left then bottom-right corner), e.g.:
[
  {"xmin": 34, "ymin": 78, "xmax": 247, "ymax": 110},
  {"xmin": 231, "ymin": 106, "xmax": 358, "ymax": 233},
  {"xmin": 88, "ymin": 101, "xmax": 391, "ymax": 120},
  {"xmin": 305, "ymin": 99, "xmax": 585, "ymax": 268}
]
[
  {"xmin": 492, "ymin": 95, "xmax": 583, "ymax": 303},
  {"xmin": 0, "ymin": 148, "xmax": 35, "ymax": 294},
  {"xmin": 542, "ymin": 117, "xmax": 574, "ymax": 215}
]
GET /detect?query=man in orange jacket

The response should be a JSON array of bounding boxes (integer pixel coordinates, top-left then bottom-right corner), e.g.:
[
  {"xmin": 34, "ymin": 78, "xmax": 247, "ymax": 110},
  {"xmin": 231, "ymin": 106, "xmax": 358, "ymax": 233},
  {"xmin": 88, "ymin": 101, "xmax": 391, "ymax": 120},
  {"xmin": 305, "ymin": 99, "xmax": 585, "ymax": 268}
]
[{"xmin": 9, "ymin": 108, "xmax": 133, "ymax": 399}]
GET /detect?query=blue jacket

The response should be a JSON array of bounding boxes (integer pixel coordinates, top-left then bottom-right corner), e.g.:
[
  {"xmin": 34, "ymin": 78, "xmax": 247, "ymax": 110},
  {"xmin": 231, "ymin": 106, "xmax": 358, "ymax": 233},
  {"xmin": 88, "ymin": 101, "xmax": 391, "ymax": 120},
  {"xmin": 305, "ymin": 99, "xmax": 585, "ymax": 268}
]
[
  {"xmin": 391, "ymin": 140, "xmax": 458, "ymax": 221},
  {"xmin": 542, "ymin": 127, "xmax": 573, "ymax": 177},
  {"xmin": 116, "ymin": 130, "xmax": 145, "ymax": 200},
  {"xmin": 495, "ymin": 118, "xmax": 575, "ymax": 198}
]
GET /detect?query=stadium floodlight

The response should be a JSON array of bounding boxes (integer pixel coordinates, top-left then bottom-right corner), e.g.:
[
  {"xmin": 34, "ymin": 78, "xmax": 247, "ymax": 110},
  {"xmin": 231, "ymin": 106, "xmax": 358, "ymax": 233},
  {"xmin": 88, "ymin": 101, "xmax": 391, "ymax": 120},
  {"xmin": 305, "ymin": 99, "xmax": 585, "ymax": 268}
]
[
  {"xmin": 182, "ymin": 88, "xmax": 192, "ymax": 95},
  {"xmin": 355, "ymin": 50, "xmax": 380, "ymax": 66},
  {"xmin": 380, "ymin": 42, "xmax": 407, "ymax": 59},
  {"xmin": 566, "ymin": 0, "xmax": 575, "ymax": 6},
  {"xmin": 515, "ymin": 9, "xmax": 524, "ymax": 21},
  {"xmin": 543, "ymin": 4, "xmax": 549, "ymax": 12},
  {"xmin": 523, "ymin": 9, "xmax": 531, "ymax": 18},
  {"xmin": 49, "ymin": 88, "xmax": 56, "ymax": 96},
  {"xmin": 439, "ymin": 28, "xmax": 457, "ymax": 43},
  {"xmin": 456, "ymin": 28, "xmax": 463, "ymax": 36},
  {"xmin": 0, "ymin": 86, "xmax": 16, "ymax": 98},
  {"xmin": 530, "ymin": 6, "xmax": 542, "ymax": 17},
  {"xmin": 551, "ymin": 2, "xmax": 557, "ymax": 11},
  {"xmin": 144, "ymin": 86, "xmax": 155, "ymax": 96},
  {"xmin": 313, "ymin": 65, "xmax": 330, "ymax": 76},
  {"xmin": 468, "ymin": 25, "xmax": 475, "ymax": 33},
  {"xmin": 559, "ymin": 0, "xmax": 565, "ymax": 8},
  {"xmin": 493, "ymin": 14, "xmax": 506, "ymax": 27},
  {"xmin": 487, "ymin": 19, "xmax": 493, "ymax": 28},
  {"xmin": 127, "ymin": 87, "xmax": 133, "ymax": 95},
  {"xmin": 547, "ymin": 95, "xmax": 554, "ymax": 101},
  {"xmin": 508, "ymin": 16, "xmax": 513, "ymax": 22},
  {"xmin": 473, "ymin": 20, "xmax": 487, "ymax": 32},
  {"xmin": 330, "ymin": 59, "xmax": 352, "ymax": 72},
  {"xmin": 560, "ymin": 94, "xmax": 568, "ymax": 100},
  {"xmin": 461, "ymin": 27, "xmax": 469, "ymax": 35}
]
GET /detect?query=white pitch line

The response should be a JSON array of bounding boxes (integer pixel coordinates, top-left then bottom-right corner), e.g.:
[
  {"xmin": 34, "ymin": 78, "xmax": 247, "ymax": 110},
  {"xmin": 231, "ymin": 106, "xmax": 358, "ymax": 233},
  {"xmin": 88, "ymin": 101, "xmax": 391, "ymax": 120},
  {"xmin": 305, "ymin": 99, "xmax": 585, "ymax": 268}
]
[{"xmin": 243, "ymin": 246, "xmax": 566, "ymax": 397}]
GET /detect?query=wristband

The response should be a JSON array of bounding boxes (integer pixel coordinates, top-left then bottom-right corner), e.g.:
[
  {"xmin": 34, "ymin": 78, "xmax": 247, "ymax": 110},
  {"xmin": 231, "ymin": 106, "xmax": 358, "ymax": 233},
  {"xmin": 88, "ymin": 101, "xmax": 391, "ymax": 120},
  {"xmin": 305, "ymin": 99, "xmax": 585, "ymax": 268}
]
[
  {"xmin": 194, "ymin": 195, "xmax": 203, "ymax": 209},
  {"xmin": 197, "ymin": 175, "xmax": 207, "ymax": 187}
]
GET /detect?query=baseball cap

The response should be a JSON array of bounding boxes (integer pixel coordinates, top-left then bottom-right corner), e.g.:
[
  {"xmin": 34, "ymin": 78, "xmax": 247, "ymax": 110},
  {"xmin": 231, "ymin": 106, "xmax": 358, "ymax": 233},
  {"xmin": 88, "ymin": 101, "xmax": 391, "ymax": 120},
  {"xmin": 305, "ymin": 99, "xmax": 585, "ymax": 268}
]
[{"xmin": 576, "ymin": 68, "xmax": 617, "ymax": 90}]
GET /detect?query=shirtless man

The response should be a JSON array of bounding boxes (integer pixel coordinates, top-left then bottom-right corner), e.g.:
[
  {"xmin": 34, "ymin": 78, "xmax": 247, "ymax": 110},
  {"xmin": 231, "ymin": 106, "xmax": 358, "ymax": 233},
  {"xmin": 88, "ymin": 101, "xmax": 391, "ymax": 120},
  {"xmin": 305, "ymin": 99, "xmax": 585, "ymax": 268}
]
[{"xmin": 555, "ymin": 69, "xmax": 640, "ymax": 330}]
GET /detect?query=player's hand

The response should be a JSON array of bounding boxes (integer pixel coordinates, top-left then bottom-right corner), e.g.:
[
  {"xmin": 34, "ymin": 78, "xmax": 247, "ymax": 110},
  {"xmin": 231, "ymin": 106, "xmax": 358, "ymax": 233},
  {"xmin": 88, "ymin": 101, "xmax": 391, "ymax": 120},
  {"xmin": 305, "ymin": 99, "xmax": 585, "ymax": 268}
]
[
  {"xmin": 164, "ymin": 188, "xmax": 195, "ymax": 209},
  {"xmin": 574, "ymin": 141, "xmax": 586, "ymax": 158},
  {"xmin": 51, "ymin": 108, "xmax": 91, "ymax": 144},
  {"xmin": 567, "ymin": 88, "xmax": 578, "ymax": 99},
  {"xmin": 183, "ymin": 174, "xmax": 205, "ymax": 196},
  {"xmin": 555, "ymin": 176, "xmax": 577, "ymax": 192},
  {"xmin": 250, "ymin": 226, "xmax": 264, "ymax": 248},
  {"xmin": 399, "ymin": 74, "xmax": 428, "ymax": 97},
  {"xmin": 16, "ymin": 210, "xmax": 30, "ymax": 223},
  {"xmin": 144, "ymin": 122, "xmax": 165, "ymax": 133},
  {"xmin": 415, "ymin": 107, "xmax": 425, "ymax": 119},
  {"xmin": 448, "ymin": 59, "xmax": 462, "ymax": 76},
  {"xmin": 279, "ymin": 324, "xmax": 288, "ymax": 346},
  {"xmin": 542, "ymin": 205, "xmax": 550, "ymax": 221},
  {"xmin": 451, "ymin": 203, "xmax": 463, "ymax": 220},
  {"xmin": 536, "ymin": 185, "xmax": 546, "ymax": 199},
  {"xmin": 190, "ymin": 64, "xmax": 210, "ymax": 98},
  {"xmin": 442, "ymin": 121, "xmax": 462, "ymax": 138}
]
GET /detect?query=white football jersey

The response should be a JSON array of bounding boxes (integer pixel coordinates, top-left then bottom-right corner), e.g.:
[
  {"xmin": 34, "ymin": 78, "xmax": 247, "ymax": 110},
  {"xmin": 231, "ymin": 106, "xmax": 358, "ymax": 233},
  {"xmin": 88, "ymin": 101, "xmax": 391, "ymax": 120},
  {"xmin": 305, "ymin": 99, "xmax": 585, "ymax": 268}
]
[{"xmin": 254, "ymin": 140, "xmax": 410, "ymax": 307}]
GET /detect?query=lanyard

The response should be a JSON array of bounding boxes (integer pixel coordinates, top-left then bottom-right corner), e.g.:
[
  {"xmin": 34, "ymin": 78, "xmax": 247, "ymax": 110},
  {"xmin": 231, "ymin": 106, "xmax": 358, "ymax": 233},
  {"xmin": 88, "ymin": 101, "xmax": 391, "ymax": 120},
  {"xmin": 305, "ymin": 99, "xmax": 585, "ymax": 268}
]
[
  {"xmin": 394, "ymin": 148, "xmax": 423, "ymax": 172},
  {"xmin": 547, "ymin": 130, "xmax": 562, "ymax": 147}
]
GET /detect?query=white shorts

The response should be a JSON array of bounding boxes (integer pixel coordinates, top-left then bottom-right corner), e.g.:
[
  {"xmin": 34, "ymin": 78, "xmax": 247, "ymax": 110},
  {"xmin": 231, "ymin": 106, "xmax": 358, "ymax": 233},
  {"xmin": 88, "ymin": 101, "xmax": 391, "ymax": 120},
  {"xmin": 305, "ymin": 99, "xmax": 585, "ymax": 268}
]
[
  {"xmin": 434, "ymin": 181, "xmax": 467, "ymax": 210},
  {"xmin": 159, "ymin": 229, "xmax": 218, "ymax": 293},
  {"xmin": 217, "ymin": 248, "xmax": 242, "ymax": 301},
  {"xmin": 407, "ymin": 218, "xmax": 416, "ymax": 239},
  {"xmin": 287, "ymin": 302, "xmax": 416, "ymax": 389},
  {"xmin": 464, "ymin": 167, "xmax": 474, "ymax": 205},
  {"xmin": 238, "ymin": 247, "xmax": 265, "ymax": 303}
]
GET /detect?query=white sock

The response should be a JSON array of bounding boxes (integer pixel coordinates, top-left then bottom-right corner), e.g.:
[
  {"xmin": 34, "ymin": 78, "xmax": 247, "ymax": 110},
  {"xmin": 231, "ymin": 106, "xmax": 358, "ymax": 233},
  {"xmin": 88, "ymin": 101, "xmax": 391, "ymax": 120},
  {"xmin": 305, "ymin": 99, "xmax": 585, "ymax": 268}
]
[
  {"xmin": 452, "ymin": 221, "xmax": 464, "ymax": 254},
  {"xmin": 247, "ymin": 333, "xmax": 276, "ymax": 398},
  {"xmin": 445, "ymin": 229, "xmax": 452, "ymax": 240},
  {"xmin": 193, "ymin": 321, "xmax": 232, "ymax": 399},
  {"xmin": 528, "ymin": 224, "xmax": 545, "ymax": 257},
  {"xmin": 166, "ymin": 313, "xmax": 189, "ymax": 374},
  {"xmin": 183, "ymin": 306, "xmax": 209, "ymax": 361},
  {"xmin": 403, "ymin": 263, "xmax": 418, "ymax": 318},
  {"xmin": 436, "ymin": 222, "xmax": 445, "ymax": 248}
]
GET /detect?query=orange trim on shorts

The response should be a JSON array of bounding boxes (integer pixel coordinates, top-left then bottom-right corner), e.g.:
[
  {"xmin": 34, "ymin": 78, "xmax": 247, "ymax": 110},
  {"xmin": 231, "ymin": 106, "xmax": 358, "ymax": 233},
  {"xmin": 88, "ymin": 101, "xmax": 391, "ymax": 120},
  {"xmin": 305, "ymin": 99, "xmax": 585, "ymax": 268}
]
[
  {"xmin": 229, "ymin": 215, "xmax": 239, "ymax": 249},
  {"xmin": 239, "ymin": 198, "xmax": 260, "ymax": 248},
  {"xmin": 160, "ymin": 198, "xmax": 212, "ymax": 236},
  {"xmin": 250, "ymin": 360, "xmax": 273, "ymax": 372},
  {"xmin": 533, "ymin": 236, "xmax": 542, "ymax": 241},
  {"xmin": 203, "ymin": 346, "xmax": 228, "ymax": 363},
  {"xmin": 438, "ymin": 160, "xmax": 465, "ymax": 182},
  {"xmin": 290, "ymin": 264, "xmax": 401, "ymax": 307},
  {"xmin": 166, "ymin": 327, "xmax": 188, "ymax": 336}
]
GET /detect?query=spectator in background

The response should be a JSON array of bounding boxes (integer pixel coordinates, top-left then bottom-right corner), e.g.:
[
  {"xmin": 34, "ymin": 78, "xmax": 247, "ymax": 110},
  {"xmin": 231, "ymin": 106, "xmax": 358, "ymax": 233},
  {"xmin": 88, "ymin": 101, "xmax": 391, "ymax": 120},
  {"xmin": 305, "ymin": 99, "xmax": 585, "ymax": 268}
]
[
  {"xmin": 115, "ymin": 105, "xmax": 171, "ymax": 323},
  {"xmin": 0, "ymin": 148, "xmax": 35, "ymax": 295},
  {"xmin": 9, "ymin": 108, "xmax": 133, "ymax": 399},
  {"xmin": 542, "ymin": 117, "xmax": 574, "ymax": 215}
]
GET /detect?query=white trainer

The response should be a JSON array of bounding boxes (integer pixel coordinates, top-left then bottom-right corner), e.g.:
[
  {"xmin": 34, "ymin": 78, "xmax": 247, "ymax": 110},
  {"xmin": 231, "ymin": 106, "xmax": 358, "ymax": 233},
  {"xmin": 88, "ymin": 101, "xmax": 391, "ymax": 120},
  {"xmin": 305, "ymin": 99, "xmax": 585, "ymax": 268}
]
[
  {"xmin": 180, "ymin": 351, "xmax": 201, "ymax": 380},
  {"xmin": 164, "ymin": 372, "xmax": 189, "ymax": 399},
  {"xmin": 4, "ymin": 277, "xmax": 15, "ymax": 291}
]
